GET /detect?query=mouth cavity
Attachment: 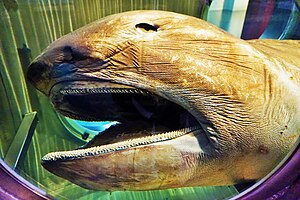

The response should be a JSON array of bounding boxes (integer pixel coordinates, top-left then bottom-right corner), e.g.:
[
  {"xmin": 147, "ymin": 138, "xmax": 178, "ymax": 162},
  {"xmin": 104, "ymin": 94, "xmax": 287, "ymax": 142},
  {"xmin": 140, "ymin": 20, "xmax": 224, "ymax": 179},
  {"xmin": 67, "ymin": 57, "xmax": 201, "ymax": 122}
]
[{"xmin": 43, "ymin": 81, "xmax": 202, "ymax": 162}]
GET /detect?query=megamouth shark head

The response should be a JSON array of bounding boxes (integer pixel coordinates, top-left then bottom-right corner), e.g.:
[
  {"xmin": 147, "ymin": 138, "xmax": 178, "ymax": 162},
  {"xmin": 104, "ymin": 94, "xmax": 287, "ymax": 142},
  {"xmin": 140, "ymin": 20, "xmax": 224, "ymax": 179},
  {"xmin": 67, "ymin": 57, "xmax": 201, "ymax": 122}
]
[{"xmin": 27, "ymin": 10, "xmax": 300, "ymax": 191}]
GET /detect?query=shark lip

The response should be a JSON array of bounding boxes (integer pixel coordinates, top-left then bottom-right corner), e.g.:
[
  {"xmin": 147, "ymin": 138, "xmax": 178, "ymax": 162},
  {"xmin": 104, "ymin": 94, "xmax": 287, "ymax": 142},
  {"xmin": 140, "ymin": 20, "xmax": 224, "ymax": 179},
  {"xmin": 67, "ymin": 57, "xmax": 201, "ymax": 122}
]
[
  {"xmin": 44, "ymin": 80, "xmax": 202, "ymax": 161},
  {"xmin": 42, "ymin": 126, "xmax": 202, "ymax": 162}
]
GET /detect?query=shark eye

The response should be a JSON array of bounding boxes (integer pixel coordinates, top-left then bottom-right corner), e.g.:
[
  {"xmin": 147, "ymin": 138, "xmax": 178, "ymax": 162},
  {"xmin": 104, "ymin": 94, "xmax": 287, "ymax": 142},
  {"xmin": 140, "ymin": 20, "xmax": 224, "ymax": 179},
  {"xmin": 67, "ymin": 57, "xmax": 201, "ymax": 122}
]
[{"xmin": 135, "ymin": 23, "xmax": 158, "ymax": 32}]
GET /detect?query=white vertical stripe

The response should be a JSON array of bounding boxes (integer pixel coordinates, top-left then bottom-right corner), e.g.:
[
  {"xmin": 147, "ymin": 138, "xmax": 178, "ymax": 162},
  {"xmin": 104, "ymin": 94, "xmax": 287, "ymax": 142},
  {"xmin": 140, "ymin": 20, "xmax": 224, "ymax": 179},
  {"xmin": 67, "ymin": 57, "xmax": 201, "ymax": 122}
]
[
  {"xmin": 227, "ymin": 0, "xmax": 249, "ymax": 38},
  {"xmin": 207, "ymin": 0, "xmax": 250, "ymax": 38},
  {"xmin": 207, "ymin": 0, "xmax": 225, "ymax": 27}
]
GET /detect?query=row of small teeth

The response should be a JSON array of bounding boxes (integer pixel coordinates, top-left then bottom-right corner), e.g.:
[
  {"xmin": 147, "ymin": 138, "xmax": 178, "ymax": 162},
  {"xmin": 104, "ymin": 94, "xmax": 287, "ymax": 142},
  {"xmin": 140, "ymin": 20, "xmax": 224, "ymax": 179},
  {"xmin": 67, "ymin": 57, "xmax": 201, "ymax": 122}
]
[
  {"xmin": 60, "ymin": 88, "xmax": 151, "ymax": 95},
  {"xmin": 42, "ymin": 126, "xmax": 201, "ymax": 162}
]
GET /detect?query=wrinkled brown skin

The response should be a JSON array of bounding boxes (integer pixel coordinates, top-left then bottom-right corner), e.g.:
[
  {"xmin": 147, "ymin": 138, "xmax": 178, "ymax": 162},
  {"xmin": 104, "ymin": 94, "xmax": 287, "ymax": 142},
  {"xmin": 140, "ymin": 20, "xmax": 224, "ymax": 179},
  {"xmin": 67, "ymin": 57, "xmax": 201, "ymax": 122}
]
[{"xmin": 27, "ymin": 11, "xmax": 300, "ymax": 191}]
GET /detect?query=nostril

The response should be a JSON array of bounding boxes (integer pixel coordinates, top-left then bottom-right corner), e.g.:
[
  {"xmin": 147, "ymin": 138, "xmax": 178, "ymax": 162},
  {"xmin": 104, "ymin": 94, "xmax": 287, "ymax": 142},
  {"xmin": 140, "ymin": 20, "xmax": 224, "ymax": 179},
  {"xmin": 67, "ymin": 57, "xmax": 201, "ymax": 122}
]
[{"xmin": 27, "ymin": 60, "xmax": 49, "ymax": 84}]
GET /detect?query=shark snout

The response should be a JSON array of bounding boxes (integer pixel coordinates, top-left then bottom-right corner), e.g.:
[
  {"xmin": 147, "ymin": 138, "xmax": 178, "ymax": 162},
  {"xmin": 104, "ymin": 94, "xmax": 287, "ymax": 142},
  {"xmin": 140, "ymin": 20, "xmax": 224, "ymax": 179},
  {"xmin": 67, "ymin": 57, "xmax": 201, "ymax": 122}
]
[
  {"xmin": 27, "ymin": 58, "xmax": 53, "ymax": 94},
  {"xmin": 27, "ymin": 44, "xmax": 86, "ymax": 94},
  {"xmin": 27, "ymin": 48, "xmax": 69, "ymax": 95}
]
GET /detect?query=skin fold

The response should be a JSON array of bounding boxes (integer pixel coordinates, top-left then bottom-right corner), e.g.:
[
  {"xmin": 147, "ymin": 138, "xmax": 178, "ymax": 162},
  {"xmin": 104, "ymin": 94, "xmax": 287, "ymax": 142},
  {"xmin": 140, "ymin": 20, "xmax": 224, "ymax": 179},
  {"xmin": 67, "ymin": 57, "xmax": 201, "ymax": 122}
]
[{"xmin": 27, "ymin": 10, "xmax": 300, "ymax": 191}]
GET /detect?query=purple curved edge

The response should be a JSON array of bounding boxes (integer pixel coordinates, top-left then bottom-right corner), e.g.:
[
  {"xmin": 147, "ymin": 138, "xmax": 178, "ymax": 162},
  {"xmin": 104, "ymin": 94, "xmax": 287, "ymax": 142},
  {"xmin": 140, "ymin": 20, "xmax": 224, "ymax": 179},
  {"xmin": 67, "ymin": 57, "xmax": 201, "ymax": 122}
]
[
  {"xmin": 0, "ymin": 144, "xmax": 299, "ymax": 199},
  {"xmin": 239, "ymin": 143, "xmax": 300, "ymax": 200},
  {"xmin": 0, "ymin": 159, "xmax": 51, "ymax": 200}
]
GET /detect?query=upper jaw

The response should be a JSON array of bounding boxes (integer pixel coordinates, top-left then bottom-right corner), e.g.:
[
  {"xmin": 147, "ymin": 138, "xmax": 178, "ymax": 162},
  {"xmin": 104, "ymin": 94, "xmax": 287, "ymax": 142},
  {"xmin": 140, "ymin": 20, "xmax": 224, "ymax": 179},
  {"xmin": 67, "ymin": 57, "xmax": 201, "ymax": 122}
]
[{"xmin": 49, "ymin": 80, "xmax": 154, "ymax": 121}]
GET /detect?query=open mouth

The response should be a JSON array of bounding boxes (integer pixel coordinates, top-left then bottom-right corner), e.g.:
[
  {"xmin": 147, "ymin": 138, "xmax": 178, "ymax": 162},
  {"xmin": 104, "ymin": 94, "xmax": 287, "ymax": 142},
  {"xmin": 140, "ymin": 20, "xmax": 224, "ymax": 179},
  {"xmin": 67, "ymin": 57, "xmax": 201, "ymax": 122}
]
[{"xmin": 42, "ymin": 81, "xmax": 202, "ymax": 162}]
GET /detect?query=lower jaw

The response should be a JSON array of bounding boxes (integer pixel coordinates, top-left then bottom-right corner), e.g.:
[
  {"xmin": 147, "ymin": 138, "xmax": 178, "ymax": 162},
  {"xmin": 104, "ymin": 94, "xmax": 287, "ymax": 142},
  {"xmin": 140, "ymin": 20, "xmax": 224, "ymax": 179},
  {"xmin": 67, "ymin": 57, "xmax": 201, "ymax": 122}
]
[
  {"xmin": 41, "ymin": 127, "xmax": 206, "ymax": 191},
  {"xmin": 41, "ymin": 126, "xmax": 202, "ymax": 163}
]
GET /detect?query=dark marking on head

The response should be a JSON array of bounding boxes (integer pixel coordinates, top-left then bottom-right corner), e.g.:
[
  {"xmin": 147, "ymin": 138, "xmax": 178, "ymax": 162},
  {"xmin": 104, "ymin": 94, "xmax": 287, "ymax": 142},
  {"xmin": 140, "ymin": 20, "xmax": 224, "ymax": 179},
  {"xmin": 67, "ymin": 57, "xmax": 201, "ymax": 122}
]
[
  {"xmin": 135, "ymin": 23, "xmax": 159, "ymax": 32},
  {"xmin": 63, "ymin": 46, "xmax": 88, "ymax": 61}
]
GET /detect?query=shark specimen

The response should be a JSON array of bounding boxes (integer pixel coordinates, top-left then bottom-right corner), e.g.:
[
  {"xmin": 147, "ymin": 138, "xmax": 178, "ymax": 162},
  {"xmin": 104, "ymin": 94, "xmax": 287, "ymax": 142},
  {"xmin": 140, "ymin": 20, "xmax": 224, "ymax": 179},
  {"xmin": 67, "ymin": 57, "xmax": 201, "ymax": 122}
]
[{"xmin": 27, "ymin": 11, "xmax": 300, "ymax": 191}]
